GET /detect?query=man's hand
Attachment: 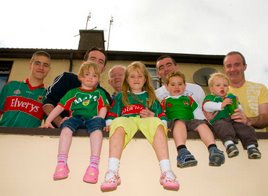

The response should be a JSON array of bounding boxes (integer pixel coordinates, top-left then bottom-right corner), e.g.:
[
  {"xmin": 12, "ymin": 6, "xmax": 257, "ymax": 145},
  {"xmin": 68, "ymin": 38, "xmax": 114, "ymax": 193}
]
[{"xmin": 231, "ymin": 108, "xmax": 250, "ymax": 125}]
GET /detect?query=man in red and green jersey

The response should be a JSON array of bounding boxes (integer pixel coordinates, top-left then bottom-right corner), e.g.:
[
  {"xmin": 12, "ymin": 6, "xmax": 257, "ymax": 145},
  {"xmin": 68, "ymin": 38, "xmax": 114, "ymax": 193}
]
[{"xmin": 0, "ymin": 51, "xmax": 51, "ymax": 128}]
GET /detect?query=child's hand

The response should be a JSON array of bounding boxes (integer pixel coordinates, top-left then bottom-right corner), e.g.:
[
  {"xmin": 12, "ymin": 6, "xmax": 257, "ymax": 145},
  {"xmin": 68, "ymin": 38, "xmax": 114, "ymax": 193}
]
[
  {"xmin": 140, "ymin": 108, "xmax": 155, "ymax": 118},
  {"xmin": 60, "ymin": 116, "xmax": 71, "ymax": 124},
  {"xmin": 204, "ymin": 111, "xmax": 218, "ymax": 120},
  {"xmin": 104, "ymin": 126, "xmax": 110, "ymax": 132},
  {"xmin": 42, "ymin": 122, "xmax": 55, "ymax": 128},
  {"xmin": 221, "ymin": 98, "xmax": 232, "ymax": 109}
]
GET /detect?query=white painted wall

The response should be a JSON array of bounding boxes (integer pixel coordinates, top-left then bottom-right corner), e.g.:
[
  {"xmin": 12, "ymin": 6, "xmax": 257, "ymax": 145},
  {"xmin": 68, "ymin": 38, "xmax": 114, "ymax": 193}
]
[{"xmin": 0, "ymin": 134, "xmax": 267, "ymax": 196}]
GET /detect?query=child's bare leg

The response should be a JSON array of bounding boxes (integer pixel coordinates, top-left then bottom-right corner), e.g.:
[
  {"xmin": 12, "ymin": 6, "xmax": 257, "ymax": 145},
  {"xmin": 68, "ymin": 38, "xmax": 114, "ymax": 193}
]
[
  {"xmin": 109, "ymin": 127, "xmax": 125, "ymax": 159},
  {"xmin": 83, "ymin": 130, "xmax": 103, "ymax": 184},
  {"xmin": 152, "ymin": 125, "xmax": 169, "ymax": 160},
  {"xmin": 58, "ymin": 127, "xmax": 73, "ymax": 155},
  {"xmin": 196, "ymin": 123, "xmax": 215, "ymax": 147},
  {"xmin": 53, "ymin": 127, "xmax": 72, "ymax": 180},
  {"xmin": 173, "ymin": 121, "xmax": 187, "ymax": 147},
  {"xmin": 90, "ymin": 130, "xmax": 103, "ymax": 157}
]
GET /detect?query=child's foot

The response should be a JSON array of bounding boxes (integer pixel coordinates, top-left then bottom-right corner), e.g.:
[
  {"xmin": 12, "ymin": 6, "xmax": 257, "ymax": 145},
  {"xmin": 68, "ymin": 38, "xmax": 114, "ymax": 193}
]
[
  {"xmin": 100, "ymin": 170, "xmax": 121, "ymax": 192},
  {"xmin": 177, "ymin": 148, "xmax": 198, "ymax": 168},
  {"xmin": 160, "ymin": 171, "xmax": 180, "ymax": 191},
  {"xmin": 53, "ymin": 164, "xmax": 69, "ymax": 180},
  {"xmin": 247, "ymin": 147, "xmax": 261, "ymax": 159},
  {"xmin": 226, "ymin": 144, "xmax": 239, "ymax": 158},
  {"xmin": 83, "ymin": 166, "xmax": 99, "ymax": 184},
  {"xmin": 209, "ymin": 147, "xmax": 225, "ymax": 166}
]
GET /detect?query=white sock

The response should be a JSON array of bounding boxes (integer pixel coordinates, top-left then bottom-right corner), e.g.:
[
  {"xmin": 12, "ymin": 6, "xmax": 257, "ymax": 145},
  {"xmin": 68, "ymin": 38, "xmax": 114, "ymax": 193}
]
[
  {"xmin": 105, "ymin": 157, "xmax": 120, "ymax": 180},
  {"xmin": 224, "ymin": 140, "xmax": 234, "ymax": 148},
  {"xmin": 108, "ymin": 157, "xmax": 120, "ymax": 172},
  {"xmin": 247, "ymin": 144, "xmax": 256, "ymax": 150},
  {"xmin": 159, "ymin": 159, "xmax": 176, "ymax": 180},
  {"xmin": 159, "ymin": 159, "xmax": 171, "ymax": 173}
]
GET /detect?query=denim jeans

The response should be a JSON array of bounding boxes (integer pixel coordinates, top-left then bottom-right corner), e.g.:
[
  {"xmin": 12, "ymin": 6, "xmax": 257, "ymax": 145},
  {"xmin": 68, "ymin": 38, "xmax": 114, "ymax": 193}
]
[{"xmin": 60, "ymin": 116, "xmax": 105, "ymax": 134}]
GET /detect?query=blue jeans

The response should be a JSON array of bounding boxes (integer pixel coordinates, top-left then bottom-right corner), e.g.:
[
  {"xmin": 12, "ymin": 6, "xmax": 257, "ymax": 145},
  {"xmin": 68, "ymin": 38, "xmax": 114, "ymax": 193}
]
[{"xmin": 60, "ymin": 116, "xmax": 106, "ymax": 134}]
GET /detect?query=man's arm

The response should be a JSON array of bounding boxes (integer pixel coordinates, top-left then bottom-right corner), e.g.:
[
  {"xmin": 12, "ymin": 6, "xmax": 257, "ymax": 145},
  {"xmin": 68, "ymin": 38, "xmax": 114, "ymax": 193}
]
[
  {"xmin": 231, "ymin": 103, "xmax": 268, "ymax": 129},
  {"xmin": 247, "ymin": 103, "xmax": 268, "ymax": 128}
]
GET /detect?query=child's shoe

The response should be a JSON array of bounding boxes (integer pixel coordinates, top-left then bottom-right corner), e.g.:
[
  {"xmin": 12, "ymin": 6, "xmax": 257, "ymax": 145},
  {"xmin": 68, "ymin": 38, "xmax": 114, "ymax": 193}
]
[
  {"xmin": 160, "ymin": 171, "xmax": 180, "ymax": 191},
  {"xmin": 53, "ymin": 164, "xmax": 69, "ymax": 180},
  {"xmin": 177, "ymin": 148, "xmax": 198, "ymax": 168},
  {"xmin": 226, "ymin": 144, "xmax": 239, "ymax": 158},
  {"xmin": 247, "ymin": 147, "xmax": 261, "ymax": 159},
  {"xmin": 209, "ymin": 147, "xmax": 225, "ymax": 166},
  {"xmin": 83, "ymin": 166, "xmax": 99, "ymax": 184},
  {"xmin": 100, "ymin": 170, "xmax": 121, "ymax": 192}
]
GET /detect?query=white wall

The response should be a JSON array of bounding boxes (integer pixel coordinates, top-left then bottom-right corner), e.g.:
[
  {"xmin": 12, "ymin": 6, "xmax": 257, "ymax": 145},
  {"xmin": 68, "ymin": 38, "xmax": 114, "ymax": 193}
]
[{"xmin": 0, "ymin": 134, "xmax": 267, "ymax": 196}]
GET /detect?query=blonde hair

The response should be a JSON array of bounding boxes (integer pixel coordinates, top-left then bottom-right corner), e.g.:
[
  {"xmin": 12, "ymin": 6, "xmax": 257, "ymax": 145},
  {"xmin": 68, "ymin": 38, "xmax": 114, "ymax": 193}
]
[
  {"xmin": 78, "ymin": 61, "xmax": 101, "ymax": 79},
  {"xmin": 208, "ymin": 72, "xmax": 230, "ymax": 87},
  {"xmin": 122, "ymin": 61, "xmax": 157, "ymax": 107},
  {"xmin": 166, "ymin": 71, "xmax": 186, "ymax": 85}
]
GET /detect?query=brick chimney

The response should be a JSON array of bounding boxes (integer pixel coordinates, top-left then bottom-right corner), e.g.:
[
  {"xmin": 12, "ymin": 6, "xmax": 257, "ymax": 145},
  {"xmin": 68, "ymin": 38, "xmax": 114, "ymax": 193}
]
[{"xmin": 78, "ymin": 30, "xmax": 105, "ymax": 50}]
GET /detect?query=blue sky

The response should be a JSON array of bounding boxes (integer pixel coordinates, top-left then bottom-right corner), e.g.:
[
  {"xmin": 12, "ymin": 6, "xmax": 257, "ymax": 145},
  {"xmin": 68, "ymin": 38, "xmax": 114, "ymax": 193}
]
[{"xmin": 1, "ymin": 0, "xmax": 268, "ymax": 86}]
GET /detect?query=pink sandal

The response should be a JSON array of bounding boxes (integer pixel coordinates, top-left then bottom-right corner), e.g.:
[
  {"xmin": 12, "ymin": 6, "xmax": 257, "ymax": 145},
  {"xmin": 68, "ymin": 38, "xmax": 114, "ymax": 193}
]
[
  {"xmin": 101, "ymin": 171, "xmax": 121, "ymax": 192},
  {"xmin": 83, "ymin": 166, "xmax": 99, "ymax": 184},
  {"xmin": 53, "ymin": 164, "xmax": 69, "ymax": 180},
  {"xmin": 160, "ymin": 171, "xmax": 180, "ymax": 191}
]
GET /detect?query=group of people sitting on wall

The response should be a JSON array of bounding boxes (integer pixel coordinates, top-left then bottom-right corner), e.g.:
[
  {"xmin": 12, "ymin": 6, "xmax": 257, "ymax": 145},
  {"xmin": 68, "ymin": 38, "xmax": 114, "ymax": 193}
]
[{"xmin": 0, "ymin": 48, "xmax": 267, "ymax": 192}]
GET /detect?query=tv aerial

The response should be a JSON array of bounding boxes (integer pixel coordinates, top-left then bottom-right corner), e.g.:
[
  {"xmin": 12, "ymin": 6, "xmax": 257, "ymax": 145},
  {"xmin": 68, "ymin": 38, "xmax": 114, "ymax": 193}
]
[
  {"xmin": 85, "ymin": 12, "xmax": 91, "ymax": 30},
  {"xmin": 107, "ymin": 16, "xmax": 114, "ymax": 50},
  {"xmin": 74, "ymin": 12, "xmax": 97, "ymax": 37},
  {"xmin": 193, "ymin": 67, "xmax": 218, "ymax": 86}
]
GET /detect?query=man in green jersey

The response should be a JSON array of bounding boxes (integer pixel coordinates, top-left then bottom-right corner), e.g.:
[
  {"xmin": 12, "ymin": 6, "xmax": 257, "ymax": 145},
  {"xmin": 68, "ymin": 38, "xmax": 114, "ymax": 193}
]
[{"xmin": 0, "ymin": 51, "xmax": 51, "ymax": 128}]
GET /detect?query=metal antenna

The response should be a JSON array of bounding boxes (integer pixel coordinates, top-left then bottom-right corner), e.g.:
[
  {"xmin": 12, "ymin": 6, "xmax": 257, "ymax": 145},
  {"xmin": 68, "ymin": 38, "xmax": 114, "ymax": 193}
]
[
  {"xmin": 107, "ymin": 16, "xmax": 113, "ymax": 50},
  {"xmin": 85, "ymin": 12, "xmax": 91, "ymax": 30}
]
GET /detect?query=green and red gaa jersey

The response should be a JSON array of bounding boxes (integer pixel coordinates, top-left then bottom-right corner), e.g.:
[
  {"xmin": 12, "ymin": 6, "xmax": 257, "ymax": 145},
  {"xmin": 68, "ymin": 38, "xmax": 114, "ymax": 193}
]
[
  {"xmin": 107, "ymin": 91, "xmax": 166, "ymax": 121},
  {"xmin": 58, "ymin": 87, "xmax": 109, "ymax": 119},
  {"xmin": 0, "ymin": 79, "xmax": 46, "ymax": 128},
  {"xmin": 203, "ymin": 94, "xmax": 230, "ymax": 124},
  {"xmin": 161, "ymin": 95, "xmax": 198, "ymax": 120}
]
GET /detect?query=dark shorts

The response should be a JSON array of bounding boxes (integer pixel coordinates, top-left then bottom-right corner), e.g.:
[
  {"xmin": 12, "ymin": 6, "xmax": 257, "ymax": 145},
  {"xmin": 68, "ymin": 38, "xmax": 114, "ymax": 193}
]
[
  {"xmin": 60, "ymin": 116, "xmax": 106, "ymax": 134},
  {"xmin": 168, "ymin": 119, "xmax": 207, "ymax": 132}
]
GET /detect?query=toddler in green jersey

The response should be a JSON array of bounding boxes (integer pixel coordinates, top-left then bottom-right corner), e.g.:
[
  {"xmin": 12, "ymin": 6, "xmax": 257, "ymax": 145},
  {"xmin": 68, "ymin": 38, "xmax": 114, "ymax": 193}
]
[
  {"xmin": 161, "ymin": 71, "xmax": 225, "ymax": 168},
  {"xmin": 100, "ymin": 61, "xmax": 179, "ymax": 192},
  {"xmin": 203, "ymin": 72, "xmax": 261, "ymax": 159},
  {"xmin": 43, "ymin": 61, "xmax": 109, "ymax": 183}
]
